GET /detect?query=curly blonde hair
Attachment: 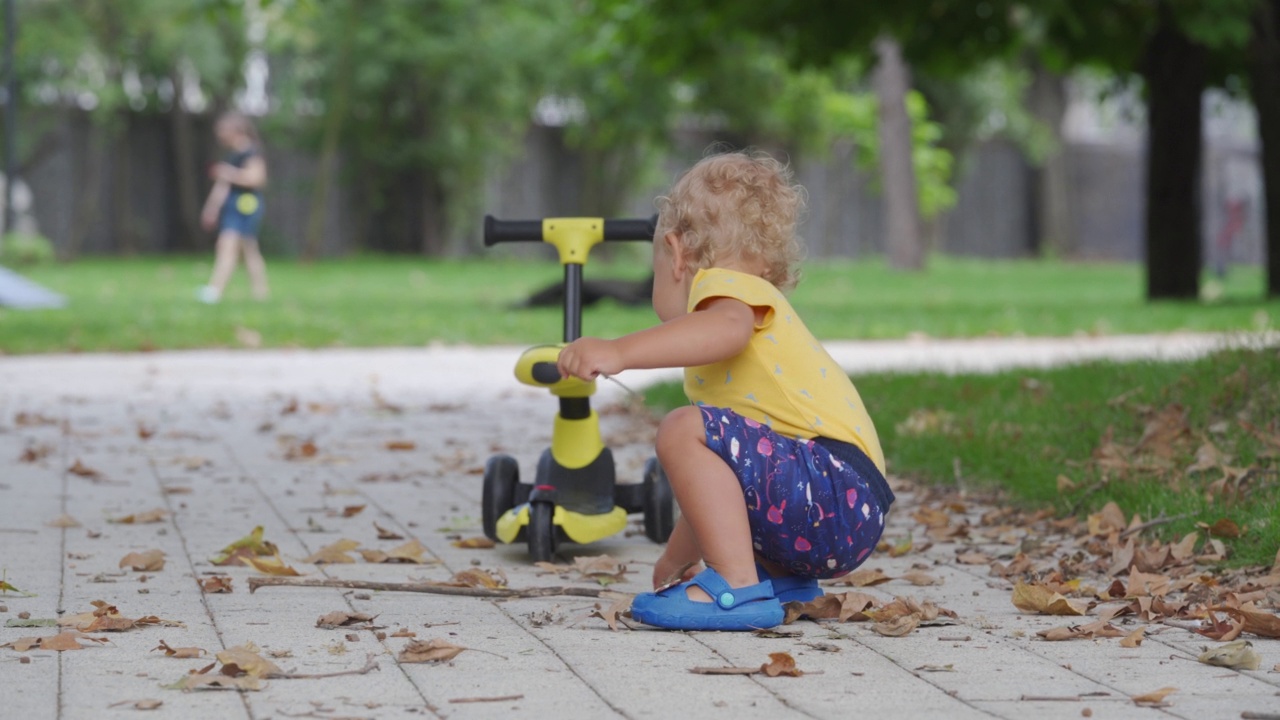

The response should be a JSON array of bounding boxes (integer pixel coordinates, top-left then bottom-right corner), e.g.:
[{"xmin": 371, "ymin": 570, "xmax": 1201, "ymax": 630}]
[{"xmin": 656, "ymin": 151, "xmax": 806, "ymax": 292}]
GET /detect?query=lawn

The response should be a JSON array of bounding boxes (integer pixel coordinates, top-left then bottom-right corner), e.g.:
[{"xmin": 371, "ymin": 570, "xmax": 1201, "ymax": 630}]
[
  {"xmin": 644, "ymin": 348, "xmax": 1280, "ymax": 567},
  {"xmin": 0, "ymin": 253, "xmax": 1277, "ymax": 354}
]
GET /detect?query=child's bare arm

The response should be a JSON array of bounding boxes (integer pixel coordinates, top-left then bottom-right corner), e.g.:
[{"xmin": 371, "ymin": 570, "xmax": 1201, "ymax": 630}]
[
  {"xmin": 212, "ymin": 155, "xmax": 267, "ymax": 189},
  {"xmin": 557, "ymin": 297, "xmax": 754, "ymax": 379},
  {"xmin": 201, "ymin": 181, "xmax": 230, "ymax": 231}
]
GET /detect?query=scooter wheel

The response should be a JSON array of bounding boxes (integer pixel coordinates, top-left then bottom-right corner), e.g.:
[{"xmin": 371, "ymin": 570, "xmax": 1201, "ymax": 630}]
[
  {"xmin": 528, "ymin": 501, "xmax": 557, "ymax": 562},
  {"xmin": 482, "ymin": 455, "xmax": 519, "ymax": 541},
  {"xmin": 642, "ymin": 457, "xmax": 675, "ymax": 544}
]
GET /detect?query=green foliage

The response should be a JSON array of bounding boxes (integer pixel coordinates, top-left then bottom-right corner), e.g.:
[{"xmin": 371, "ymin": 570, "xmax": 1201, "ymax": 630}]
[
  {"xmin": 0, "ymin": 232, "xmax": 56, "ymax": 267},
  {"xmin": 268, "ymin": 0, "xmax": 565, "ymax": 249},
  {"xmin": 11, "ymin": 0, "xmax": 248, "ymax": 114}
]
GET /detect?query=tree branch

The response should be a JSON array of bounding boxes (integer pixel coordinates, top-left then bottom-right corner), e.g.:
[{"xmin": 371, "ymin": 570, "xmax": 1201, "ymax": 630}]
[{"xmin": 248, "ymin": 576, "xmax": 616, "ymax": 599}]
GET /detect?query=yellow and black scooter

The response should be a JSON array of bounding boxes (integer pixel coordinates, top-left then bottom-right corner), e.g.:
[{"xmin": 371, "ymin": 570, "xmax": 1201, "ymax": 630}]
[{"xmin": 481, "ymin": 215, "xmax": 675, "ymax": 562}]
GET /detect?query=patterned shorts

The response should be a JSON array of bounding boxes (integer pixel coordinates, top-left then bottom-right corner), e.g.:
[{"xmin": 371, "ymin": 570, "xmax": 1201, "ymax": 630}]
[{"xmin": 699, "ymin": 406, "xmax": 890, "ymax": 579}]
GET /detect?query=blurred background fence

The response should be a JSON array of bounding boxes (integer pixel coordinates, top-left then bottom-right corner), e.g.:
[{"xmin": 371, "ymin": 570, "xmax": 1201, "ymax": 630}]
[{"xmin": 22, "ymin": 107, "xmax": 1265, "ymax": 263}]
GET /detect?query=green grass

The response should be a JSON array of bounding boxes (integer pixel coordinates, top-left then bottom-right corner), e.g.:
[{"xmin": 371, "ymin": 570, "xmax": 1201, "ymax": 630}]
[
  {"xmin": 1, "ymin": 254, "xmax": 1277, "ymax": 354},
  {"xmin": 644, "ymin": 348, "xmax": 1280, "ymax": 567}
]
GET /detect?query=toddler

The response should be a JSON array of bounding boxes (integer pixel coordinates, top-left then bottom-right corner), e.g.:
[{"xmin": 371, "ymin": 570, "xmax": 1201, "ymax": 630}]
[
  {"xmin": 198, "ymin": 111, "xmax": 270, "ymax": 303},
  {"xmin": 557, "ymin": 151, "xmax": 895, "ymax": 630}
]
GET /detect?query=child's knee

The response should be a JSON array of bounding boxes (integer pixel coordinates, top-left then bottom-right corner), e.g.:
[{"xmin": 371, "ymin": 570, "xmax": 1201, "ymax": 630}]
[{"xmin": 655, "ymin": 406, "xmax": 705, "ymax": 458}]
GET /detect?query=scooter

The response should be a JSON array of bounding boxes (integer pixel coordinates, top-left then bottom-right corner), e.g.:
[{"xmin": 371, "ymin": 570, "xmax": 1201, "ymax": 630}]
[{"xmin": 481, "ymin": 215, "xmax": 675, "ymax": 562}]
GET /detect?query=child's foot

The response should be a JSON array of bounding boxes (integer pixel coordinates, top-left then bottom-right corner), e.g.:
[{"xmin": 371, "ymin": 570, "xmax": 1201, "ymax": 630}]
[
  {"xmin": 757, "ymin": 563, "xmax": 823, "ymax": 603},
  {"xmin": 631, "ymin": 567, "xmax": 783, "ymax": 631},
  {"xmin": 197, "ymin": 286, "xmax": 221, "ymax": 304}
]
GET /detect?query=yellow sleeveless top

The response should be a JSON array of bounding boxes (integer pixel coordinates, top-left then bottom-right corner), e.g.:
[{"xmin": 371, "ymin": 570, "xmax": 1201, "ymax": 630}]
[{"xmin": 683, "ymin": 268, "xmax": 885, "ymax": 473}]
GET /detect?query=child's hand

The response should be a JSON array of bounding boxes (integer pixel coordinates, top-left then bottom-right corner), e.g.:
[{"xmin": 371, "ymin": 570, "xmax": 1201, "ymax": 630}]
[
  {"xmin": 557, "ymin": 337, "xmax": 624, "ymax": 380},
  {"xmin": 201, "ymin": 207, "xmax": 218, "ymax": 232}
]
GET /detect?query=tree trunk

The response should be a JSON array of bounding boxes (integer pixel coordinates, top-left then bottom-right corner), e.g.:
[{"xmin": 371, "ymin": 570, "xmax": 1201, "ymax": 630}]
[
  {"xmin": 112, "ymin": 119, "xmax": 135, "ymax": 254},
  {"xmin": 168, "ymin": 72, "xmax": 201, "ymax": 252},
  {"xmin": 303, "ymin": 3, "xmax": 355, "ymax": 261},
  {"xmin": 1141, "ymin": 5, "xmax": 1206, "ymax": 300},
  {"xmin": 1250, "ymin": 0, "xmax": 1280, "ymax": 298},
  {"xmin": 420, "ymin": 170, "xmax": 447, "ymax": 256},
  {"xmin": 873, "ymin": 35, "xmax": 924, "ymax": 271},
  {"xmin": 1028, "ymin": 62, "xmax": 1074, "ymax": 257}
]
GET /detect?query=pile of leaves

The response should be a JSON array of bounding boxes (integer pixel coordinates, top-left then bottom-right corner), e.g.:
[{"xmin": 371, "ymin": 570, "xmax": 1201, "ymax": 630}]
[{"xmin": 906, "ymin": 488, "xmax": 1280, "ymax": 648}]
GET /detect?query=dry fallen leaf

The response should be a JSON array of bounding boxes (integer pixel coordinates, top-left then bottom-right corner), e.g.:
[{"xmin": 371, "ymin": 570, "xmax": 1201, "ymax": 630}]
[
  {"xmin": 302, "ymin": 538, "xmax": 361, "ymax": 564},
  {"xmin": 58, "ymin": 600, "xmax": 183, "ymax": 632},
  {"xmin": 452, "ymin": 536, "xmax": 496, "ymax": 549},
  {"xmin": 1087, "ymin": 501, "xmax": 1128, "ymax": 537},
  {"xmin": 210, "ymin": 526, "xmax": 279, "ymax": 566},
  {"xmin": 760, "ymin": 652, "xmax": 804, "ymax": 677},
  {"xmin": 197, "ymin": 576, "xmax": 232, "ymax": 594},
  {"xmin": 1036, "ymin": 619, "xmax": 1127, "ymax": 642},
  {"xmin": 588, "ymin": 599, "xmax": 632, "ymax": 632},
  {"xmin": 120, "ymin": 549, "xmax": 166, "ymax": 572},
  {"xmin": 179, "ymin": 674, "xmax": 262, "ymax": 691},
  {"xmin": 1215, "ymin": 605, "xmax": 1280, "ymax": 639},
  {"xmin": 829, "ymin": 567, "xmax": 891, "ymax": 587},
  {"xmin": 872, "ymin": 613, "xmax": 921, "ymax": 637},
  {"xmin": 283, "ymin": 439, "xmax": 319, "ymax": 461},
  {"xmin": 373, "ymin": 522, "xmax": 404, "ymax": 540},
  {"xmin": 109, "ymin": 508, "xmax": 168, "ymax": 525},
  {"xmin": 783, "ymin": 591, "xmax": 877, "ymax": 624},
  {"xmin": 1119, "ymin": 627, "xmax": 1145, "ymax": 648},
  {"xmin": 360, "ymin": 539, "xmax": 430, "ymax": 564},
  {"xmin": 153, "ymin": 640, "xmax": 206, "ymax": 658},
  {"xmin": 46, "ymin": 513, "xmax": 82, "ymax": 528},
  {"xmin": 240, "ymin": 555, "xmax": 303, "ymax": 577},
  {"xmin": 899, "ymin": 571, "xmax": 942, "ymax": 586},
  {"xmin": 316, "ymin": 611, "xmax": 380, "ymax": 629},
  {"xmin": 2, "ymin": 631, "xmax": 108, "ymax": 652},
  {"xmin": 385, "ymin": 440, "xmax": 416, "ymax": 451},
  {"xmin": 217, "ymin": 643, "xmax": 282, "ymax": 678},
  {"xmin": 1202, "ymin": 518, "xmax": 1243, "ymax": 539},
  {"xmin": 399, "ymin": 638, "xmax": 466, "ymax": 664},
  {"xmin": 67, "ymin": 459, "xmax": 104, "ymax": 480},
  {"xmin": 1012, "ymin": 582, "xmax": 1087, "ymax": 616},
  {"xmin": 445, "ymin": 568, "xmax": 507, "ymax": 589},
  {"xmin": 1131, "ymin": 686, "xmax": 1177, "ymax": 707},
  {"xmin": 1197, "ymin": 640, "xmax": 1261, "ymax": 670}
]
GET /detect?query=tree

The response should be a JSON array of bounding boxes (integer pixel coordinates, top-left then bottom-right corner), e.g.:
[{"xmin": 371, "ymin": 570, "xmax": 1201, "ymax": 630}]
[
  {"xmin": 1250, "ymin": 0, "xmax": 1280, "ymax": 297},
  {"xmin": 642, "ymin": 0, "xmax": 1021, "ymax": 268},
  {"xmin": 7, "ymin": 0, "xmax": 249, "ymax": 255},
  {"xmin": 1035, "ymin": 0, "xmax": 1259, "ymax": 299},
  {"xmin": 268, "ymin": 0, "xmax": 564, "ymax": 255},
  {"xmin": 873, "ymin": 36, "xmax": 924, "ymax": 270}
]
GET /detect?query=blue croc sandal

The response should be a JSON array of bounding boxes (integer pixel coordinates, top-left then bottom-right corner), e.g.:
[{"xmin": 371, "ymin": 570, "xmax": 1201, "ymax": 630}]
[
  {"xmin": 757, "ymin": 564, "xmax": 824, "ymax": 604},
  {"xmin": 631, "ymin": 568, "xmax": 784, "ymax": 631}
]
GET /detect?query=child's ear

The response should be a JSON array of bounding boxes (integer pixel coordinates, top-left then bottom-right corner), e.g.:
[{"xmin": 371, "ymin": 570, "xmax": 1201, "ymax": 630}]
[{"xmin": 663, "ymin": 232, "xmax": 688, "ymax": 280}]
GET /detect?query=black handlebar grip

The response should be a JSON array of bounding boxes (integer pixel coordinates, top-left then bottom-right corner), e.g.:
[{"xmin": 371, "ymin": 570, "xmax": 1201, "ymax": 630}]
[
  {"xmin": 484, "ymin": 215, "xmax": 544, "ymax": 246},
  {"xmin": 530, "ymin": 362, "xmax": 562, "ymax": 385},
  {"xmin": 603, "ymin": 216, "xmax": 657, "ymax": 241}
]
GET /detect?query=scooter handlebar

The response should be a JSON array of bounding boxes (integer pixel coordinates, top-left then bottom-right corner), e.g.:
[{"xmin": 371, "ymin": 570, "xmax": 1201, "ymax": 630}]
[{"xmin": 483, "ymin": 215, "xmax": 656, "ymax": 246}]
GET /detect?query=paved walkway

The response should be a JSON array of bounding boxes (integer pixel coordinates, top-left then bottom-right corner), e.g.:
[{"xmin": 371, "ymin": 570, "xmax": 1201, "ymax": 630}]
[{"xmin": 1, "ymin": 334, "xmax": 1278, "ymax": 719}]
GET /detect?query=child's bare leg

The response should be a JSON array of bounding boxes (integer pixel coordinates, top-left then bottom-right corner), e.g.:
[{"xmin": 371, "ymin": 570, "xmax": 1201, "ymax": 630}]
[
  {"xmin": 652, "ymin": 515, "xmax": 703, "ymax": 588},
  {"xmin": 242, "ymin": 239, "xmax": 270, "ymax": 299},
  {"xmin": 656, "ymin": 406, "xmax": 758, "ymax": 601},
  {"xmin": 207, "ymin": 231, "xmax": 241, "ymax": 294}
]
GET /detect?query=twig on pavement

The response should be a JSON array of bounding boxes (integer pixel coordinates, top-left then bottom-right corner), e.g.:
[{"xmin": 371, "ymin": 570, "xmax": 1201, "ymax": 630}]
[
  {"xmin": 248, "ymin": 576, "xmax": 617, "ymax": 599},
  {"xmin": 449, "ymin": 694, "xmax": 525, "ymax": 704},
  {"xmin": 275, "ymin": 653, "xmax": 379, "ymax": 679},
  {"xmin": 1118, "ymin": 513, "xmax": 1193, "ymax": 540}
]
